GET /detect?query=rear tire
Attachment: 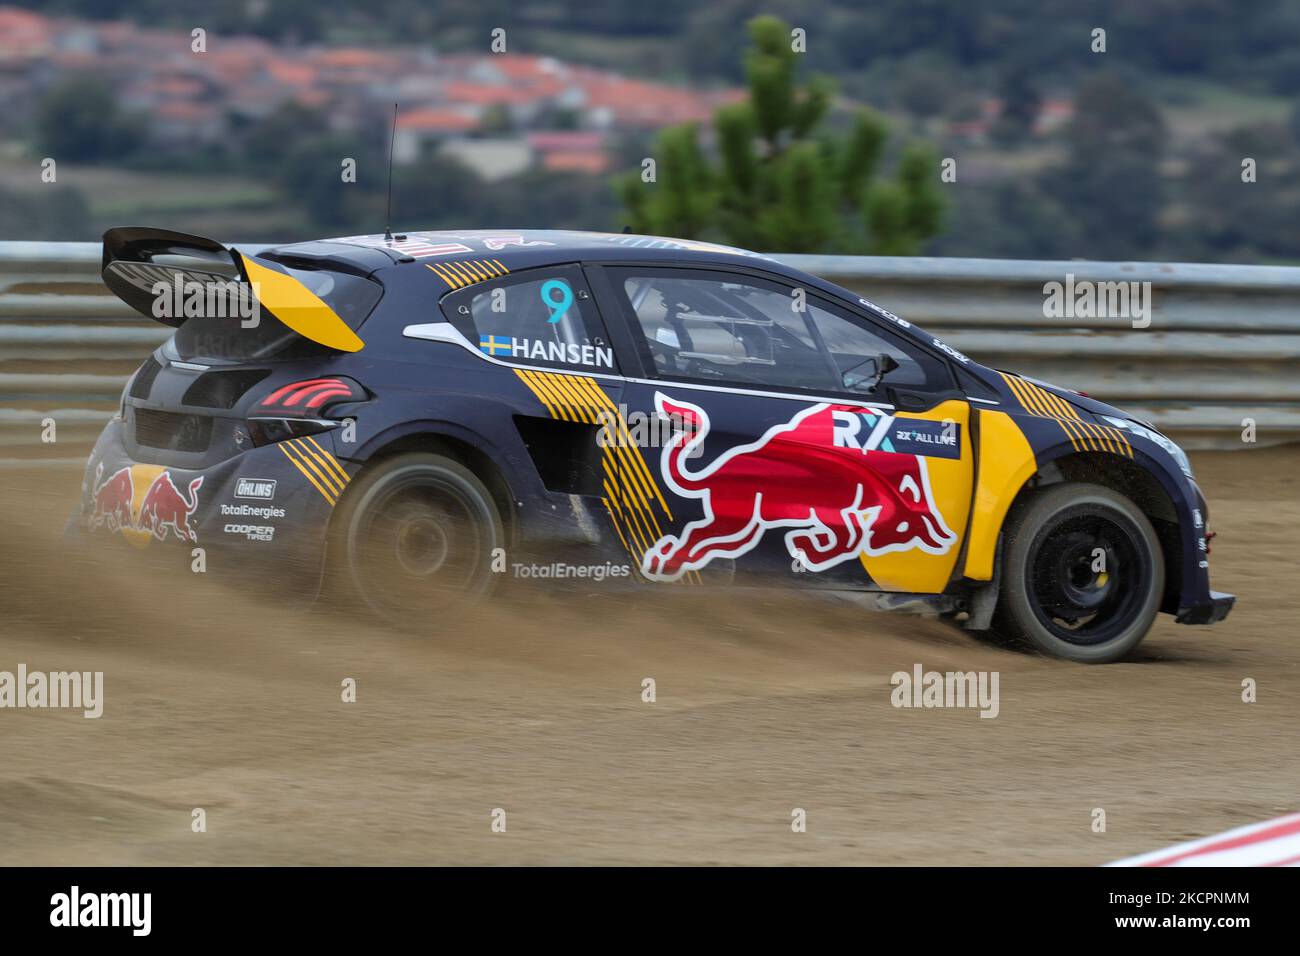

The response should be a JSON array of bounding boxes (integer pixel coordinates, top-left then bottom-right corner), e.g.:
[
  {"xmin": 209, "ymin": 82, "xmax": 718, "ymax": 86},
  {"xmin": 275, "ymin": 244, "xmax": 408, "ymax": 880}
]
[
  {"xmin": 993, "ymin": 482, "xmax": 1163, "ymax": 663},
  {"xmin": 329, "ymin": 452, "xmax": 504, "ymax": 625}
]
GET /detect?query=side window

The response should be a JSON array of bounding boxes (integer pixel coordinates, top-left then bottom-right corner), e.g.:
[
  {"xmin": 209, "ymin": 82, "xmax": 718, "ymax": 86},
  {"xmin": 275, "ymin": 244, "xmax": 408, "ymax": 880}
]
[
  {"xmin": 441, "ymin": 265, "xmax": 617, "ymax": 374},
  {"xmin": 612, "ymin": 269, "xmax": 941, "ymax": 396},
  {"xmin": 805, "ymin": 302, "xmax": 932, "ymax": 390}
]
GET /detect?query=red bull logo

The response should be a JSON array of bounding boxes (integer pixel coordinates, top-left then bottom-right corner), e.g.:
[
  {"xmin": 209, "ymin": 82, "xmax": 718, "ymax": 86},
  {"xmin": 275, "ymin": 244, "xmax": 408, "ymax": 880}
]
[
  {"xmin": 89, "ymin": 463, "xmax": 134, "ymax": 534},
  {"xmin": 642, "ymin": 394, "xmax": 957, "ymax": 581},
  {"xmin": 89, "ymin": 462, "xmax": 204, "ymax": 545}
]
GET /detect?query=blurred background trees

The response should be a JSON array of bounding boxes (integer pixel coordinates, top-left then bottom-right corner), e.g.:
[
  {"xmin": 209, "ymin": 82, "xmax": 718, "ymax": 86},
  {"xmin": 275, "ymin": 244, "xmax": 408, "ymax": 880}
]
[{"xmin": 5, "ymin": 0, "xmax": 1300, "ymax": 262}]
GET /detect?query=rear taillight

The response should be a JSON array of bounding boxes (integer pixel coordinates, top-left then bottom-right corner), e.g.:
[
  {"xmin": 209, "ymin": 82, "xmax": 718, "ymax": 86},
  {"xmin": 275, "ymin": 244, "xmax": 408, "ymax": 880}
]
[
  {"xmin": 247, "ymin": 376, "xmax": 368, "ymax": 448},
  {"xmin": 254, "ymin": 377, "xmax": 367, "ymax": 415}
]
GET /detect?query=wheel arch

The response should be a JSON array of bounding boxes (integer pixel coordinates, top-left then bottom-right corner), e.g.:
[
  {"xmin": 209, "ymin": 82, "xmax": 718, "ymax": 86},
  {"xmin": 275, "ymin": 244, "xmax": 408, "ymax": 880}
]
[
  {"xmin": 1000, "ymin": 449, "xmax": 1184, "ymax": 615},
  {"xmin": 346, "ymin": 426, "xmax": 519, "ymax": 546}
]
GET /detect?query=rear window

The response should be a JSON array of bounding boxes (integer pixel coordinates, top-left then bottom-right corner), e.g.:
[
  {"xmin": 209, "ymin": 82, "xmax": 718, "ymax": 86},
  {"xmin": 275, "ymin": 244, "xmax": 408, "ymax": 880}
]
[
  {"xmin": 439, "ymin": 264, "xmax": 617, "ymax": 374},
  {"xmin": 173, "ymin": 262, "xmax": 382, "ymax": 361}
]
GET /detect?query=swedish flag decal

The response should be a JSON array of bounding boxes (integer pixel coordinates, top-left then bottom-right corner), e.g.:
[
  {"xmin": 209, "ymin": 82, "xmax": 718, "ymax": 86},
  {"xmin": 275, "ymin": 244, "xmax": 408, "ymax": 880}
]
[{"xmin": 478, "ymin": 334, "xmax": 514, "ymax": 356}]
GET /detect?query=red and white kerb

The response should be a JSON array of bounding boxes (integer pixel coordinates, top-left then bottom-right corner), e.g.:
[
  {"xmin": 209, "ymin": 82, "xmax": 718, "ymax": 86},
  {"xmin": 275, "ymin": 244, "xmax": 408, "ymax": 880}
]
[{"xmin": 1108, "ymin": 812, "xmax": 1300, "ymax": 867}]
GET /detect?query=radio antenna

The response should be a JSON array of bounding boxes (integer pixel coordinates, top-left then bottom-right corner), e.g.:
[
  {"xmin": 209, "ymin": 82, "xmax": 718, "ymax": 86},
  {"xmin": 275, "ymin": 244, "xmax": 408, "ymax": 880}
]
[{"xmin": 383, "ymin": 102, "xmax": 397, "ymax": 242}]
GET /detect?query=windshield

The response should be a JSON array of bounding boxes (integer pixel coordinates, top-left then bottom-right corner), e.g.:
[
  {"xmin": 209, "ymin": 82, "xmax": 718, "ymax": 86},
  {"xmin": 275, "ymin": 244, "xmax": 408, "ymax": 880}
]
[{"xmin": 172, "ymin": 263, "xmax": 382, "ymax": 361}]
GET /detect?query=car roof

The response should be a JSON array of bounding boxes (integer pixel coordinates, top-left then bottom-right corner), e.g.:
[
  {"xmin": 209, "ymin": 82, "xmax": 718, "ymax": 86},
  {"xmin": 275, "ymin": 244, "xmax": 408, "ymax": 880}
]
[
  {"xmin": 258, "ymin": 227, "xmax": 971, "ymax": 360},
  {"xmin": 258, "ymin": 227, "xmax": 1008, "ymax": 388},
  {"xmin": 263, "ymin": 229, "xmax": 784, "ymax": 274}
]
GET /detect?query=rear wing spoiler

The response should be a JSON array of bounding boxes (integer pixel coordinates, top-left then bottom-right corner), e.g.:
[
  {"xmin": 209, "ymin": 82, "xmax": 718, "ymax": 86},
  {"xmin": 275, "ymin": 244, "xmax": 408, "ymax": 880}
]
[
  {"xmin": 101, "ymin": 227, "xmax": 363, "ymax": 351},
  {"xmin": 102, "ymin": 227, "xmax": 240, "ymax": 328}
]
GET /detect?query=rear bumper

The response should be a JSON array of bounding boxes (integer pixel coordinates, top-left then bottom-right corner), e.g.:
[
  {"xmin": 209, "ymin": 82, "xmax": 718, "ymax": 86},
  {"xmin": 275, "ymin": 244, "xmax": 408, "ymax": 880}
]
[
  {"xmin": 75, "ymin": 417, "xmax": 349, "ymax": 593},
  {"xmin": 1175, "ymin": 590, "xmax": 1235, "ymax": 625}
]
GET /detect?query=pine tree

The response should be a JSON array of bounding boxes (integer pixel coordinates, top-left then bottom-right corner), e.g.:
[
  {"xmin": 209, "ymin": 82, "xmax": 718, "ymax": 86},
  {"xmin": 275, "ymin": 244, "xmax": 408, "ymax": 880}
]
[{"xmin": 616, "ymin": 15, "xmax": 944, "ymax": 254}]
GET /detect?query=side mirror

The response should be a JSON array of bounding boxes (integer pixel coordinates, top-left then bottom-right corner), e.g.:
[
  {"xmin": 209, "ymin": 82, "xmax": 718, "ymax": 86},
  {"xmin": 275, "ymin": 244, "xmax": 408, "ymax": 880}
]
[{"xmin": 843, "ymin": 352, "xmax": 899, "ymax": 391}]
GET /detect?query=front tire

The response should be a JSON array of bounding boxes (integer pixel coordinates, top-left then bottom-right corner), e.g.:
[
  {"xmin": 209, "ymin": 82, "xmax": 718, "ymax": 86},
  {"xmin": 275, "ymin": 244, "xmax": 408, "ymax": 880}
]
[
  {"xmin": 330, "ymin": 453, "xmax": 504, "ymax": 624},
  {"xmin": 994, "ymin": 482, "xmax": 1164, "ymax": 663}
]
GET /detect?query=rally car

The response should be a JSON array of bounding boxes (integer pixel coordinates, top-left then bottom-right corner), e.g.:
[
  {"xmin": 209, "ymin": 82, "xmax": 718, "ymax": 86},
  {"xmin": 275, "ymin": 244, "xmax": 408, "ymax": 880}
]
[{"xmin": 78, "ymin": 226, "xmax": 1234, "ymax": 662}]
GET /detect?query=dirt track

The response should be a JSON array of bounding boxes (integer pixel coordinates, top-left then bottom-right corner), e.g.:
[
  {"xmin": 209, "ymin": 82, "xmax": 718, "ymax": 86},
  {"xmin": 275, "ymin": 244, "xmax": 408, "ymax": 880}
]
[{"xmin": 0, "ymin": 446, "xmax": 1296, "ymax": 865}]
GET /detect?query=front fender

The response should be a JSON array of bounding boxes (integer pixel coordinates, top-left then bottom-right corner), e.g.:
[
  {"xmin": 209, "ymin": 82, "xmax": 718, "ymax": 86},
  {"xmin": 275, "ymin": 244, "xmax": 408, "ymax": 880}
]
[{"xmin": 963, "ymin": 402, "xmax": 1214, "ymax": 618}]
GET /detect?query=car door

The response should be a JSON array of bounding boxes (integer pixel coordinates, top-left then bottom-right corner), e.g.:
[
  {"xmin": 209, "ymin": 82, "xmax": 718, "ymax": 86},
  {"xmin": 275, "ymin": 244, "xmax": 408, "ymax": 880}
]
[
  {"xmin": 432, "ymin": 262, "xmax": 640, "ymax": 542},
  {"xmin": 588, "ymin": 263, "xmax": 976, "ymax": 594}
]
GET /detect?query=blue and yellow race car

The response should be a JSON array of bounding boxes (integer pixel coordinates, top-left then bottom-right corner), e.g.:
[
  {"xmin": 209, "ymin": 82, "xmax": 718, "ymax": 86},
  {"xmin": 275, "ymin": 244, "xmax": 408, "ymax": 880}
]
[{"xmin": 78, "ymin": 226, "xmax": 1234, "ymax": 662}]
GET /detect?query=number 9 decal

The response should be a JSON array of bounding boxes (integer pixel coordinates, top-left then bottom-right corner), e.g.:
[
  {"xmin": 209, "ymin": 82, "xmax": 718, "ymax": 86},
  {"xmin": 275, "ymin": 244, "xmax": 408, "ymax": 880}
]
[{"xmin": 540, "ymin": 279, "xmax": 574, "ymax": 324}]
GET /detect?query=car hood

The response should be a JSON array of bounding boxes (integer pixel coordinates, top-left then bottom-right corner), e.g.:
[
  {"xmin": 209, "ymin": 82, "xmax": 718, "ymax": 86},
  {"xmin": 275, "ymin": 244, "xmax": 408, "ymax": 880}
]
[{"xmin": 1016, "ymin": 374, "xmax": 1138, "ymax": 425}]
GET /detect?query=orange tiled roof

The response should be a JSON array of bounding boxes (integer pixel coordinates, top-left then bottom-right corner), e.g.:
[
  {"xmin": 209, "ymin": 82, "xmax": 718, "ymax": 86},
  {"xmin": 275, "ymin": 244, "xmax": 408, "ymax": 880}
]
[
  {"xmin": 313, "ymin": 47, "xmax": 391, "ymax": 69},
  {"xmin": 267, "ymin": 60, "xmax": 317, "ymax": 86},
  {"xmin": 397, "ymin": 108, "xmax": 478, "ymax": 132},
  {"xmin": 542, "ymin": 151, "xmax": 610, "ymax": 174},
  {"xmin": 485, "ymin": 54, "xmax": 558, "ymax": 80},
  {"xmin": 445, "ymin": 81, "xmax": 550, "ymax": 106},
  {"xmin": 570, "ymin": 67, "xmax": 721, "ymax": 126},
  {"xmin": 0, "ymin": 7, "xmax": 52, "ymax": 56},
  {"xmin": 0, "ymin": 7, "xmax": 50, "ymax": 33}
]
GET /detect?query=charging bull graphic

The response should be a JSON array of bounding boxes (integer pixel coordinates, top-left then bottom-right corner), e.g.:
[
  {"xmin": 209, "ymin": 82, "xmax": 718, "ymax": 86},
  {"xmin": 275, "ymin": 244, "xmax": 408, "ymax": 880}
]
[
  {"xmin": 89, "ymin": 463, "xmax": 204, "ymax": 544},
  {"xmin": 90, "ymin": 463, "xmax": 135, "ymax": 534},
  {"xmin": 641, "ymin": 394, "xmax": 957, "ymax": 581}
]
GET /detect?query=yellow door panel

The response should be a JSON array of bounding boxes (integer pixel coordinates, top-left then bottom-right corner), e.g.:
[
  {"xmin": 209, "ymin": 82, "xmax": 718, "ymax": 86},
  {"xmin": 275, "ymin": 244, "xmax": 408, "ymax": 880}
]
[
  {"xmin": 861, "ymin": 399, "xmax": 974, "ymax": 593},
  {"xmin": 963, "ymin": 409, "xmax": 1037, "ymax": 581}
]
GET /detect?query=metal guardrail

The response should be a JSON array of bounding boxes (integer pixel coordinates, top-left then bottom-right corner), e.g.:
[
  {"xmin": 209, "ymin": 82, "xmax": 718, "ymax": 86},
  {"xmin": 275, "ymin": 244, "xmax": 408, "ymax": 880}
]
[{"xmin": 2, "ymin": 241, "xmax": 1297, "ymax": 459}]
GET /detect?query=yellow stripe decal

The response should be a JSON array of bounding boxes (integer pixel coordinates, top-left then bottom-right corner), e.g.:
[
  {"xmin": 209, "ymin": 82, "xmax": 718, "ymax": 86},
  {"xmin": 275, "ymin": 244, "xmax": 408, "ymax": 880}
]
[
  {"xmin": 513, "ymin": 369, "xmax": 688, "ymax": 582},
  {"xmin": 530, "ymin": 372, "xmax": 576, "ymax": 422},
  {"xmin": 1004, "ymin": 375, "xmax": 1039, "ymax": 415},
  {"xmin": 449, "ymin": 262, "xmax": 478, "ymax": 285},
  {"xmin": 1038, "ymin": 388, "xmax": 1075, "ymax": 419},
  {"xmin": 304, "ymin": 435, "xmax": 351, "ymax": 484},
  {"xmin": 1021, "ymin": 382, "xmax": 1057, "ymax": 419},
  {"xmin": 280, "ymin": 442, "xmax": 336, "ymax": 505},
  {"xmin": 427, "ymin": 259, "xmax": 511, "ymax": 291},
  {"xmin": 284, "ymin": 438, "xmax": 344, "ymax": 498},
  {"xmin": 437, "ymin": 262, "xmax": 466, "ymax": 285},
  {"xmin": 1001, "ymin": 373, "xmax": 1134, "ymax": 456},
  {"xmin": 295, "ymin": 438, "xmax": 348, "ymax": 494},
  {"xmin": 1034, "ymin": 385, "xmax": 1069, "ymax": 416},
  {"xmin": 570, "ymin": 375, "xmax": 673, "ymax": 518},
  {"xmin": 516, "ymin": 370, "xmax": 559, "ymax": 418},
  {"xmin": 1063, "ymin": 418, "xmax": 1093, "ymax": 452},
  {"xmin": 548, "ymin": 374, "xmax": 595, "ymax": 419},
  {"xmin": 1081, "ymin": 421, "xmax": 1114, "ymax": 454},
  {"xmin": 1086, "ymin": 422, "xmax": 1115, "ymax": 454},
  {"xmin": 292, "ymin": 438, "xmax": 345, "ymax": 496},
  {"xmin": 425, "ymin": 263, "xmax": 458, "ymax": 288},
  {"xmin": 1059, "ymin": 417, "xmax": 1087, "ymax": 452}
]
